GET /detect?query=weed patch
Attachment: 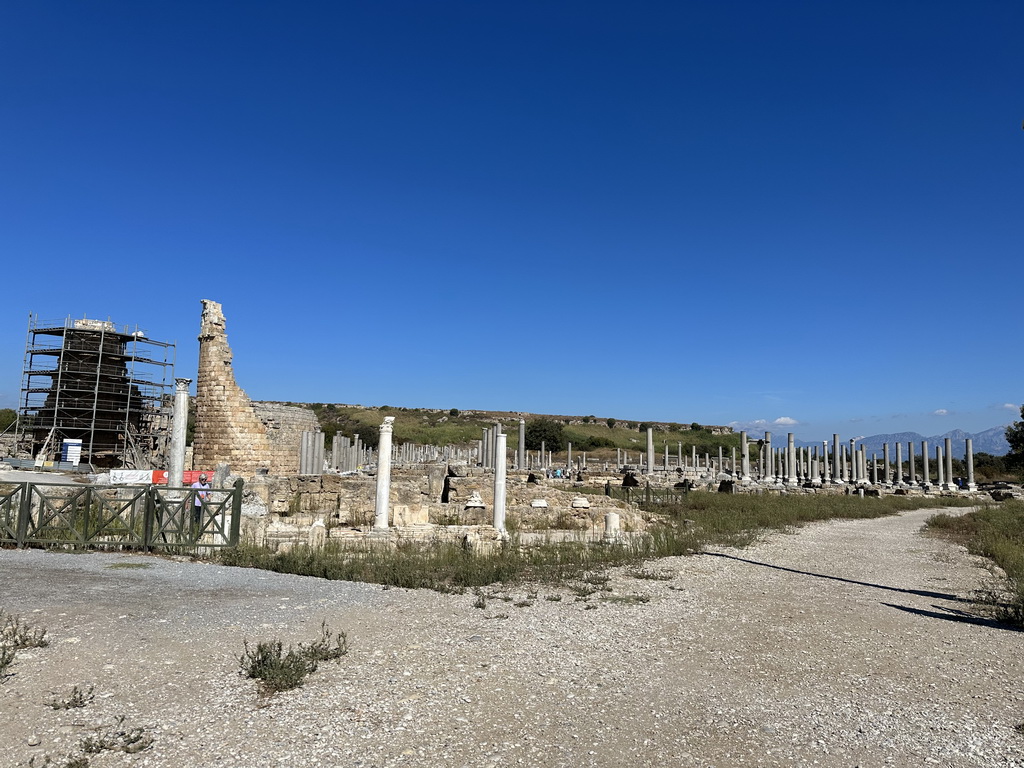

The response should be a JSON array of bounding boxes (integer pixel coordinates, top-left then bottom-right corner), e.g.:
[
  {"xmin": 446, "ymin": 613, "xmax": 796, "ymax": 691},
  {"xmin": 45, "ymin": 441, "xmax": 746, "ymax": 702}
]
[
  {"xmin": 49, "ymin": 685, "xmax": 95, "ymax": 710},
  {"xmin": 238, "ymin": 622, "xmax": 349, "ymax": 695},
  {"xmin": 926, "ymin": 501, "xmax": 1024, "ymax": 627},
  {"xmin": 1, "ymin": 609, "xmax": 49, "ymax": 649},
  {"xmin": 80, "ymin": 715, "xmax": 153, "ymax": 755}
]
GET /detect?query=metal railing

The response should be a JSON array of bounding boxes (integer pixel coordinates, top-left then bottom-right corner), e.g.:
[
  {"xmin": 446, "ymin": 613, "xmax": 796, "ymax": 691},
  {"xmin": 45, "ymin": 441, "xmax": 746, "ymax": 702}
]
[{"xmin": 0, "ymin": 479, "xmax": 243, "ymax": 551}]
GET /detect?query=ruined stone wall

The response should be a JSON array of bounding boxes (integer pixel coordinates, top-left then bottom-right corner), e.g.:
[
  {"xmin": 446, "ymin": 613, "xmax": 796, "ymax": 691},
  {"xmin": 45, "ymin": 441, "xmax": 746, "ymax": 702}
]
[
  {"xmin": 192, "ymin": 300, "xmax": 318, "ymax": 476},
  {"xmin": 253, "ymin": 402, "xmax": 320, "ymax": 475}
]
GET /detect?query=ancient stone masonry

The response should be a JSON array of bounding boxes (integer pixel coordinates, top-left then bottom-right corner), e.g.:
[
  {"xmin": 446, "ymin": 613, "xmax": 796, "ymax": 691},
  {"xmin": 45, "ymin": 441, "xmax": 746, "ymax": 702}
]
[{"xmin": 193, "ymin": 300, "xmax": 318, "ymax": 476}]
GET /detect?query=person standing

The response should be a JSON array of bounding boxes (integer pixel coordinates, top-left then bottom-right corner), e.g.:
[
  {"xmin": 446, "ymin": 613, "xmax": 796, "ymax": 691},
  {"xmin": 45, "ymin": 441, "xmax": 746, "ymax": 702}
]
[{"xmin": 191, "ymin": 473, "xmax": 210, "ymax": 527}]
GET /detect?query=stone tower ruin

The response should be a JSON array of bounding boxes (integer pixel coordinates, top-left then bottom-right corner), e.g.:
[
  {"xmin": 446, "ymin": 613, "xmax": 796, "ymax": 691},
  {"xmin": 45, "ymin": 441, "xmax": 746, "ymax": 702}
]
[{"xmin": 192, "ymin": 300, "xmax": 319, "ymax": 476}]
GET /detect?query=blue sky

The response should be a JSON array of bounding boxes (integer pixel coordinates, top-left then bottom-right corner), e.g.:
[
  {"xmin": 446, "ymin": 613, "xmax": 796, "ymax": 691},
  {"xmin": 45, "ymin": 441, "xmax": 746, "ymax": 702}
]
[{"xmin": 2, "ymin": 1, "xmax": 1021, "ymax": 441}]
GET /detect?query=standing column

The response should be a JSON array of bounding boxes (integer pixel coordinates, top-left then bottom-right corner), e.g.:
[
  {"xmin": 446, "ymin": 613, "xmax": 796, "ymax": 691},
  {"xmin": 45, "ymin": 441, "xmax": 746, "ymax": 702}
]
[
  {"xmin": 740, "ymin": 431, "xmax": 751, "ymax": 483},
  {"xmin": 860, "ymin": 446, "xmax": 868, "ymax": 486},
  {"xmin": 921, "ymin": 441, "xmax": 930, "ymax": 487},
  {"xmin": 894, "ymin": 442, "xmax": 904, "ymax": 486},
  {"xmin": 541, "ymin": 441, "xmax": 546, "ymax": 471},
  {"xmin": 822, "ymin": 441, "xmax": 831, "ymax": 484},
  {"xmin": 849, "ymin": 439, "xmax": 858, "ymax": 484},
  {"xmin": 832, "ymin": 435, "xmax": 843, "ymax": 484},
  {"xmin": 664, "ymin": 442, "xmax": 669, "ymax": 471},
  {"xmin": 567, "ymin": 442, "xmax": 573, "ymax": 471},
  {"xmin": 935, "ymin": 444, "xmax": 944, "ymax": 489},
  {"xmin": 518, "ymin": 418, "xmax": 526, "ymax": 472},
  {"xmin": 965, "ymin": 438, "xmax": 977, "ymax": 491},
  {"xmin": 944, "ymin": 437, "xmax": 955, "ymax": 491},
  {"xmin": 907, "ymin": 442, "xmax": 916, "ymax": 485},
  {"xmin": 493, "ymin": 433, "xmax": 508, "ymax": 535},
  {"xmin": 616, "ymin": 448, "xmax": 621, "ymax": 467},
  {"xmin": 882, "ymin": 443, "xmax": 891, "ymax": 485},
  {"xmin": 168, "ymin": 377, "xmax": 192, "ymax": 487},
  {"xmin": 678, "ymin": 442, "xmax": 683, "ymax": 468},
  {"xmin": 373, "ymin": 417, "xmax": 395, "ymax": 530},
  {"xmin": 763, "ymin": 432, "xmax": 773, "ymax": 482},
  {"xmin": 718, "ymin": 446, "xmax": 724, "ymax": 475},
  {"xmin": 787, "ymin": 433, "xmax": 798, "ymax": 485},
  {"xmin": 871, "ymin": 453, "xmax": 878, "ymax": 484},
  {"xmin": 646, "ymin": 427, "xmax": 654, "ymax": 475}
]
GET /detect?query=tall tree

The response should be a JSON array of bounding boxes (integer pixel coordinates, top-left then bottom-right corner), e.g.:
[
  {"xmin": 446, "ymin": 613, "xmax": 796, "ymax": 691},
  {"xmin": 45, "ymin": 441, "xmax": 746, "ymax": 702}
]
[{"xmin": 1005, "ymin": 405, "xmax": 1024, "ymax": 471}]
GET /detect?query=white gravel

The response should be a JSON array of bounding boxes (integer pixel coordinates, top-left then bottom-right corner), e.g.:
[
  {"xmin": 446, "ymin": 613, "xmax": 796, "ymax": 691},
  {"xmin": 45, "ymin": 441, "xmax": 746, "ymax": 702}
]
[{"xmin": 1, "ymin": 506, "xmax": 1022, "ymax": 767}]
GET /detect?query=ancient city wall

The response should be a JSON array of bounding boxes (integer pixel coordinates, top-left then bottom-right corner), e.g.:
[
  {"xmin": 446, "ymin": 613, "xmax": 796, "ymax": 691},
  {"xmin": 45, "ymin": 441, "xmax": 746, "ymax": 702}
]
[{"xmin": 193, "ymin": 300, "xmax": 318, "ymax": 476}]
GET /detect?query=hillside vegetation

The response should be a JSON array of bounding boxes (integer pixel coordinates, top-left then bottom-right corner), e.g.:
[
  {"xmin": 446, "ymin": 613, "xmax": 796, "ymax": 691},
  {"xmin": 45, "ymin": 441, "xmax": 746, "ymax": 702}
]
[{"xmin": 301, "ymin": 403, "xmax": 739, "ymax": 457}]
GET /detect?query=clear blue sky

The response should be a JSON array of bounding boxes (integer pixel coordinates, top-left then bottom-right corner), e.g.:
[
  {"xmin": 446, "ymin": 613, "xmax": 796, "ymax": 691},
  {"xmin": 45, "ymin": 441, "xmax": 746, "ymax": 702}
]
[{"xmin": 2, "ymin": 1, "xmax": 1021, "ymax": 441}]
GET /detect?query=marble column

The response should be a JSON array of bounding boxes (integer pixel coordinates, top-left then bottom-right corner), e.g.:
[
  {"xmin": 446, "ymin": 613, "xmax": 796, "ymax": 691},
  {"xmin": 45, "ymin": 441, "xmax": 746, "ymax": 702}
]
[
  {"xmin": 966, "ymin": 438, "xmax": 977, "ymax": 491},
  {"xmin": 871, "ymin": 453, "xmax": 878, "ymax": 485},
  {"xmin": 944, "ymin": 438, "xmax": 955, "ymax": 491},
  {"xmin": 718, "ymin": 446, "xmax": 724, "ymax": 475},
  {"xmin": 646, "ymin": 427, "xmax": 654, "ymax": 475},
  {"xmin": 907, "ymin": 442, "xmax": 916, "ymax": 485},
  {"xmin": 860, "ymin": 446, "xmax": 868, "ymax": 486},
  {"xmin": 373, "ymin": 417, "xmax": 395, "ymax": 529},
  {"xmin": 168, "ymin": 377, "xmax": 192, "ymax": 487},
  {"xmin": 822, "ymin": 441, "xmax": 831, "ymax": 484},
  {"xmin": 921, "ymin": 441, "xmax": 930, "ymax": 487},
  {"xmin": 787, "ymin": 433, "xmax": 797, "ymax": 485},
  {"xmin": 518, "ymin": 419, "xmax": 526, "ymax": 472},
  {"xmin": 832, "ymin": 435, "xmax": 843, "ymax": 484},
  {"xmin": 894, "ymin": 441, "xmax": 904, "ymax": 486},
  {"xmin": 493, "ymin": 433, "xmax": 508, "ymax": 535},
  {"xmin": 664, "ymin": 442, "xmax": 669, "ymax": 471},
  {"xmin": 740, "ymin": 431, "xmax": 751, "ymax": 483},
  {"xmin": 678, "ymin": 442, "xmax": 683, "ymax": 468},
  {"xmin": 882, "ymin": 443, "xmax": 891, "ymax": 485},
  {"xmin": 567, "ymin": 442, "xmax": 573, "ymax": 471},
  {"xmin": 936, "ymin": 444, "xmax": 944, "ymax": 489},
  {"xmin": 764, "ymin": 432, "xmax": 773, "ymax": 482}
]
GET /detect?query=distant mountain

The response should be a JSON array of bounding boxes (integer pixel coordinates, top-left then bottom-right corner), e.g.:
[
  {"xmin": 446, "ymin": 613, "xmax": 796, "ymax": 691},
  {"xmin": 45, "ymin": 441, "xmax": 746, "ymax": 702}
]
[{"xmin": 796, "ymin": 427, "xmax": 1010, "ymax": 456}]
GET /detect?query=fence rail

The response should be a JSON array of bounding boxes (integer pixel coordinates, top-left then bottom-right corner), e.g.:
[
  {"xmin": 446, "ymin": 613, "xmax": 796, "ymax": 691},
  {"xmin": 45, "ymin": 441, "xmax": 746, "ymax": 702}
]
[{"xmin": 0, "ymin": 479, "xmax": 243, "ymax": 551}]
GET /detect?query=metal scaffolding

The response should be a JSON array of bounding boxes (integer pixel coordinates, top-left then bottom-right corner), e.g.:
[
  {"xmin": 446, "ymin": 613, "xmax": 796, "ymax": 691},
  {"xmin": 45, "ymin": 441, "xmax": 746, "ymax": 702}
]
[{"xmin": 17, "ymin": 314, "xmax": 176, "ymax": 469}]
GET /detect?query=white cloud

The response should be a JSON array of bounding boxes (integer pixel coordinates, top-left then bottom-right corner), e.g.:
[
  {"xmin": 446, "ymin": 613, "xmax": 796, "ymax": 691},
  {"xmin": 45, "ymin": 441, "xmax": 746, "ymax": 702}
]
[
  {"xmin": 773, "ymin": 416, "xmax": 799, "ymax": 426},
  {"xmin": 1002, "ymin": 403, "xmax": 1018, "ymax": 411},
  {"xmin": 932, "ymin": 409, "xmax": 949, "ymax": 416}
]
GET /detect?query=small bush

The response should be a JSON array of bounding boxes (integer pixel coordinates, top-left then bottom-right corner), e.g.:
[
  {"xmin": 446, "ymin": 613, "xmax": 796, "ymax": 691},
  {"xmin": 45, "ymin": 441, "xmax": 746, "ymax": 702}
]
[
  {"xmin": 49, "ymin": 685, "xmax": 95, "ymax": 710},
  {"xmin": 0, "ymin": 643, "xmax": 15, "ymax": 677},
  {"xmin": 80, "ymin": 715, "xmax": 152, "ymax": 755},
  {"xmin": 237, "ymin": 639, "xmax": 316, "ymax": 694},
  {"xmin": 1, "ymin": 610, "xmax": 49, "ymax": 649},
  {"xmin": 238, "ymin": 622, "xmax": 349, "ymax": 694}
]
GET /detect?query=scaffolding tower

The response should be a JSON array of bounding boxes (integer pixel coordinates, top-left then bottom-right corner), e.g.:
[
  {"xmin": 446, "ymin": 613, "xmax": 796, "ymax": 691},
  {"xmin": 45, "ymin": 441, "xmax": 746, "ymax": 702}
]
[{"xmin": 17, "ymin": 314, "xmax": 176, "ymax": 469}]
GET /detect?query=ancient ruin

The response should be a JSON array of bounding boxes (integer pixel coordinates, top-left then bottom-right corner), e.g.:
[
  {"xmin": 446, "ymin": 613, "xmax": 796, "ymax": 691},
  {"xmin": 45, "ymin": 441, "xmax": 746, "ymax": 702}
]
[{"xmin": 192, "ymin": 300, "xmax": 318, "ymax": 476}]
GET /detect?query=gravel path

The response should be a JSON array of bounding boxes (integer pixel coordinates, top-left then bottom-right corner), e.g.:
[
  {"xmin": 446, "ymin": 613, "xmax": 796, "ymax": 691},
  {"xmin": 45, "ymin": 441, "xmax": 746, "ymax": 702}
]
[{"xmin": 2, "ymin": 507, "xmax": 1022, "ymax": 767}]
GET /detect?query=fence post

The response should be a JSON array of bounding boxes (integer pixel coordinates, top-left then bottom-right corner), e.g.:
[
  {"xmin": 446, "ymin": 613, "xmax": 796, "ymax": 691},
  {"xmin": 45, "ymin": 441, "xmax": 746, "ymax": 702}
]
[
  {"xmin": 16, "ymin": 482, "xmax": 31, "ymax": 548},
  {"xmin": 143, "ymin": 487, "xmax": 156, "ymax": 549},
  {"xmin": 229, "ymin": 478, "xmax": 244, "ymax": 546}
]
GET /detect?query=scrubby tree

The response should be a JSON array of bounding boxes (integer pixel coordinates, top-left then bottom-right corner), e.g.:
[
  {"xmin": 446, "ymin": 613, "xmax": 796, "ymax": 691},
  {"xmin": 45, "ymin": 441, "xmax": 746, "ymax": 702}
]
[
  {"xmin": 525, "ymin": 418, "xmax": 565, "ymax": 451},
  {"xmin": 1005, "ymin": 405, "xmax": 1024, "ymax": 472},
  {"xmin": 606, "ymin": 417, "xmax": 616, "ymax": 428},
  {"xmin": 638, "ymin": 422, "xmax": 651, "ymax": 432},
  {"xmin": 0, "ymin": 408, "xmax": 16, "ymax": 433}
]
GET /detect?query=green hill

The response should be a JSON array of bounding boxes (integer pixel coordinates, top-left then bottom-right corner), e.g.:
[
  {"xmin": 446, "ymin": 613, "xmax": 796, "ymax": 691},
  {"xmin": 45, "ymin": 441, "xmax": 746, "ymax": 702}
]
[{"xmin": 300, "ymin": 403, "xmax": 739, "ymax": 458}]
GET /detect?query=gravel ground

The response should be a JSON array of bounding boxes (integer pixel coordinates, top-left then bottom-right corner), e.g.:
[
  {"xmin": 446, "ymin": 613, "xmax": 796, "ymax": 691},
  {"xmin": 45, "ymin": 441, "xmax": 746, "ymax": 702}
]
[{"xmin": 2, "ymin": 507, "xmax": 1022, "ymax": 768}]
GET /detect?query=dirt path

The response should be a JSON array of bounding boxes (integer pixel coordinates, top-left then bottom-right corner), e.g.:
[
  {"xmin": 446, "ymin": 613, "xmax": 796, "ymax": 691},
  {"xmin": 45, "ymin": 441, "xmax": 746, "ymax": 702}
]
[{"xmin": 1, "ymin": 507, "xmax": 1022, "ymax": 767}]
